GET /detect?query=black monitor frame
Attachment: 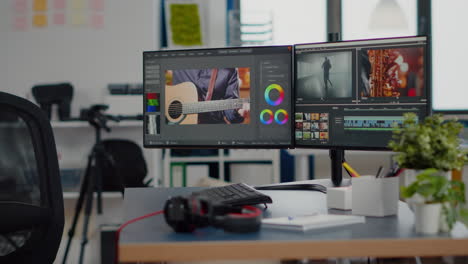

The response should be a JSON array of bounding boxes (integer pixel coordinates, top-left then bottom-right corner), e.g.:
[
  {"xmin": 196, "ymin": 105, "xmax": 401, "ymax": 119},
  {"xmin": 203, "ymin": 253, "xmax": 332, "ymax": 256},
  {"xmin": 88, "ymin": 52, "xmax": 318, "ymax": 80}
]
[
  {"xmin": 143, "ymin": 45, "xmax": 294, "ymax": 149},
  {"xmin": 293, "ymin": 36, "xmax": 431, "ymax": 151}
]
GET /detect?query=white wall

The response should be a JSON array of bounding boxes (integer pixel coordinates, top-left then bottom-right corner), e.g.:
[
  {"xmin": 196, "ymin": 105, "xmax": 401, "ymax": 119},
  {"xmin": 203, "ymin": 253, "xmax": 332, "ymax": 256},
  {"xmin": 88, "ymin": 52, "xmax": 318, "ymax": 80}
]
[
  {"xmin": 1, "ymin": 0, "xmax": 159, "ymax": 116},
  {"xmin": 0, "ymin": 0, "xmax": 162, "ymax": 183}
]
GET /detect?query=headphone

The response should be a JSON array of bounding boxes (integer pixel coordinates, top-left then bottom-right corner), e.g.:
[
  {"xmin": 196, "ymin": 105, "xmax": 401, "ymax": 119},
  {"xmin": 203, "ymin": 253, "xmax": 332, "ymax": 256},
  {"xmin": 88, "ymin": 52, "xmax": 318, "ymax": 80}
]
[{"xmin": 164, "ymin": 195, "xmax": 262, "ymax": 233}]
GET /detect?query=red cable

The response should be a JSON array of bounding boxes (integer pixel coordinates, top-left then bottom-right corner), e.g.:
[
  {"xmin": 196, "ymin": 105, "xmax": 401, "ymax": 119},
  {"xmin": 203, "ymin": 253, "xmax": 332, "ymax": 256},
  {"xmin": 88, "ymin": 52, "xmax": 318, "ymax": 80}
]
[
  {"xmin": 115, "ymin": 209, "xmax": 164, "ymax": 263},
  {"xmin": 228, "ymin": 205, "xmax": 262, "ymax": 218}
]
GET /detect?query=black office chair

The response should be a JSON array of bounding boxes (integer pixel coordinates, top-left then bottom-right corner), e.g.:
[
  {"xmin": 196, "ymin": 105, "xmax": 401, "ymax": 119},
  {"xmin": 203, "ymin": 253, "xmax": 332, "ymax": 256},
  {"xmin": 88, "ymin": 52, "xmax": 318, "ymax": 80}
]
[{"xmin": 0, "ymin": 91, "xmax": 64, "ymax": 263}]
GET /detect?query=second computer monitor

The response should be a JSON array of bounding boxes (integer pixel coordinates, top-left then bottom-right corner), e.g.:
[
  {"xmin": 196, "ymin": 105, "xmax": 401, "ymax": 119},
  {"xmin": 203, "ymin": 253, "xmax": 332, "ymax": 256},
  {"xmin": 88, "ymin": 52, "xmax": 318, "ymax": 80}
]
[
  {"xmin": 294, "ymin": 36, "xmax": 429, "ymax": 149},
  {"xmin": 144, "ymin": 46, "xmax": 293, "ymax": 148}
]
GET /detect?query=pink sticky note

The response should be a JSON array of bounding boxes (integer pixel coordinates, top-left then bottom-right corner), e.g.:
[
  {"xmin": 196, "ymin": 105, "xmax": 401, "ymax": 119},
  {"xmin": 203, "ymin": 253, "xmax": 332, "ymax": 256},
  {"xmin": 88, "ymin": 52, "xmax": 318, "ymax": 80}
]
[
  {"xmin": 53, "ymin": 0, "xmax": 65, "ymax": 9},
  {"xmin": 53, "ymin": 13, "xmax": 65, "ymax": 25},
  {"xmin": 13, "ymin": 16, "xmax": 28, "ymax": 31},
  {"xmin": 91, "ymin": 13, "xmax": 103, "ymax": 28},
  {"xmin": 13, "ymin": 0, "xmax": 28, "ymax": 13},
  {"xmin": 89, "ymin": 0, "xmax": 104, "ymax": 11}
]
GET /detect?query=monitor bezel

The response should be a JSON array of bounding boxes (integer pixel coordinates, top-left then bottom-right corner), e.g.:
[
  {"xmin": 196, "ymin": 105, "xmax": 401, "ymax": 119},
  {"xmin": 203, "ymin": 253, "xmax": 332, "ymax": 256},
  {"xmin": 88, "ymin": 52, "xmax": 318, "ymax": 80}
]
[
  {"xmin": 293, "ymin": 35, "xmax": 431, "ymax": 151},
  {"xmin": 143, "ymin": 45, "xmax": 295, "ymax": 149}
]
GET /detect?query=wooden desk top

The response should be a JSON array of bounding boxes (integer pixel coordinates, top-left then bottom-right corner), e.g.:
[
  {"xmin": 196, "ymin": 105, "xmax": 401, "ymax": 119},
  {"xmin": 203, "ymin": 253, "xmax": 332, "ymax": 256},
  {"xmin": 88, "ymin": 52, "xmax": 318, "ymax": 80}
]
[{"xmin": 119, "ymin": 186, "xmax": 468, "ymax": 262}]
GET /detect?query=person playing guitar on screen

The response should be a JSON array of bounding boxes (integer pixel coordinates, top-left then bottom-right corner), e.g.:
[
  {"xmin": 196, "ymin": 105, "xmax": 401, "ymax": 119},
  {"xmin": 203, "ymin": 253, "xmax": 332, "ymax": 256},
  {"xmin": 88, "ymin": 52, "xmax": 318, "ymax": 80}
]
[{"xmin": 171, "ymin": 68, "xmax": 250, "ymax": 124}]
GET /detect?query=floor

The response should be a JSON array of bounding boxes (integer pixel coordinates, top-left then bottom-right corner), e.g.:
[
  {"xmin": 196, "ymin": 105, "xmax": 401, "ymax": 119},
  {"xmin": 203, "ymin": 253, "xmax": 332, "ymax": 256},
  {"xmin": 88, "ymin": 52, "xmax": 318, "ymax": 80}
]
[{"xmin": 55, "ymin": 196, "xmax": 123, "ymax": 264}]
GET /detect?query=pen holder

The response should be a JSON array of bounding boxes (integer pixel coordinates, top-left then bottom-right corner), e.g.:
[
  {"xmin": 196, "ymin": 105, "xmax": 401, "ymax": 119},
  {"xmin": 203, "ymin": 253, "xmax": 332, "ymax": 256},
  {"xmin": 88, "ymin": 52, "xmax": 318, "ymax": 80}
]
[{"xmin": 352, "ymin": 176, "xmax": 399, "ymax": 217}]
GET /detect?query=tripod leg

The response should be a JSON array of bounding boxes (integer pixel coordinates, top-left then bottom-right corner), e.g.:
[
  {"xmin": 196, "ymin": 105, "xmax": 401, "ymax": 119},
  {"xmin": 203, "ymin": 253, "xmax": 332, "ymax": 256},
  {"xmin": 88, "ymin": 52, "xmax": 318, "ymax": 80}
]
[
  {"xmin": 78, "ymin": 170, "xmax": 95, "ymax": 264},
  {"xmin": 95, "ymin": 150, "xmax": 104, "ymax": 214},
  {"xmin": 62, "ymin": 155, "xmax": 93, "ymax": 264}
]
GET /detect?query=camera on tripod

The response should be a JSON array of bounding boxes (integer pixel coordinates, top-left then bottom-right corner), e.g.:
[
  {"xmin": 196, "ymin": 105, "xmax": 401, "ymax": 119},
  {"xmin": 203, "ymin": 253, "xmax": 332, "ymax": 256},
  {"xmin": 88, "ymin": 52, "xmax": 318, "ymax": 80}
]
[{"xmin": 79, "ymin": 104, "xmax": 120, "ymax": 131}]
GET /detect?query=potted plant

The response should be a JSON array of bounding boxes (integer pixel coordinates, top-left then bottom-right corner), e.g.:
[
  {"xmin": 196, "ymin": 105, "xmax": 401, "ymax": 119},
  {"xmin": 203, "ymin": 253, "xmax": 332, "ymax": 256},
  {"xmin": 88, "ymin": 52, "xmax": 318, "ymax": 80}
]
[
  {"xmin": 388, "ymin": 113, "xmax": 468, "ymax": 185},
  {"xmin": 389, "ymin": 113, "xmax": 468, "ymax": 233},
  {"xmin": 401, "ymin": 169, "xmax": 467, "ymax": 234}
]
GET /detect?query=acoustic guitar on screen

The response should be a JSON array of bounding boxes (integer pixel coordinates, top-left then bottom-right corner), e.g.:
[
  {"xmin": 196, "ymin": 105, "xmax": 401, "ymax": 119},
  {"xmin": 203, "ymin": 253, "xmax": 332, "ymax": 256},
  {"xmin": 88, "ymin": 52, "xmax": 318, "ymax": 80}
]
[{"xmin": 165, "ymin": 82, "xmax": 250, "ymax": 125}]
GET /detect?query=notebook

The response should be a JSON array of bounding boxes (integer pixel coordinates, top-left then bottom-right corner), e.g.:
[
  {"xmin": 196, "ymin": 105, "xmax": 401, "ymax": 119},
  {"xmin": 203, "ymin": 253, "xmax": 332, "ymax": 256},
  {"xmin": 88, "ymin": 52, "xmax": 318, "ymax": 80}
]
[{"xmin": 261, "ymin": 213, "xmax": 365, "ymax": 232}]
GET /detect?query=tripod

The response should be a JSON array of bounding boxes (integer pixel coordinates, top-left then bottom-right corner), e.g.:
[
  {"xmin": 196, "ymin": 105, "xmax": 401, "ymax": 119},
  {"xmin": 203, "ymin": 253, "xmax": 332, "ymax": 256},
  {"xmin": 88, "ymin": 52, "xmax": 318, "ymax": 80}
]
[{"xmin": 62, "ymin": 105, "xmax": 117, "ymax": 264}]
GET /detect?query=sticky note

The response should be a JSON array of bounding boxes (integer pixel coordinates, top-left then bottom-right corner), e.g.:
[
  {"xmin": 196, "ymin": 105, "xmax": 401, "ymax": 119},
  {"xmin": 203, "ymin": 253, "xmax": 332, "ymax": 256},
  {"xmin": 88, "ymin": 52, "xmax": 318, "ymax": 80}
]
[
  {"xmin": 33, "ymin": 0, "xmax": 48, "ymax": 12},
  {"xmin": 53, "ymin": 0, "xmax": 65, "ymax": 9},
  {"xmin": 91, "ymin": 13, "xmax": 103, "ymax": 28},
  {"xmin": 14, "ymin": 0, "xmax": 28, "ymax": 13},
  {"xmin": 71, "ymin": 12, "xmax": 86, "ymax": 25},
  {"xmin": 33, "ymin": 14, "xmax": 47, "ymax": 27},
  {"xmin": 53, "ymin": 13, "xmax": 65, "ymax": 25},
  {"xmin": 71, "ymin": 0, "xmax": 85, "ymax": 10},
  {"xmin": 13, "ymin": 16, "xmax": 28, "ymax": 31},
  {"xmin": 90, "ymin": 0, "xmax": 104, "ymax": 11}
]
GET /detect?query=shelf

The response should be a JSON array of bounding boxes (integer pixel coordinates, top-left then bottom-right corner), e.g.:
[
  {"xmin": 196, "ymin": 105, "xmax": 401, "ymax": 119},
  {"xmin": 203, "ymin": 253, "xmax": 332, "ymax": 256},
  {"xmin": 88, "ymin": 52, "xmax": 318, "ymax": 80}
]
[
  {"xmin": 163, "ymin": 149, "xmax": 281, "ymax": 187},
  {"xmin": 222, "ymin": 157, "xmax": 275, "ymax": 162},
  {"xmin": 168, "ymin": 156, "xmax": 222, "ymax": 163},
  {"xmin": 63, "ymin": 192, "xmax": 123, "ymax": 199},
  {"xmin": 287, "ymin": 149, "xmax": 392, "ymax": 156},
  {"xmin": 168, "ymin": 156, "xmax": 275, "ymax": 163},
  {"xmin": 51, "ymin": 120, "xmax": 142, "ymax": 128}
]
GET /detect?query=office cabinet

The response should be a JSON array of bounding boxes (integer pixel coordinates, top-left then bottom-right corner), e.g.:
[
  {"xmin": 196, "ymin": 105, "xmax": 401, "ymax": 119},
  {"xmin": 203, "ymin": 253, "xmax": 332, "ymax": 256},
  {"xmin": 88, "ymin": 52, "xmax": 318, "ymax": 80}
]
[{"xmin": 163, "ymin": 149, "xmax": 280, "ymax": 187}]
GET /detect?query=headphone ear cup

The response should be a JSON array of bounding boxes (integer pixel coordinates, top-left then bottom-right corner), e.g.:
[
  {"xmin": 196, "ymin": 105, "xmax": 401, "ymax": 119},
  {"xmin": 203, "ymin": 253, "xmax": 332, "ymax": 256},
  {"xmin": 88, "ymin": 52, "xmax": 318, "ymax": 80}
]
[{"xmin": 164, "ymin": 196, "xmax": 195, "ymax": 233}]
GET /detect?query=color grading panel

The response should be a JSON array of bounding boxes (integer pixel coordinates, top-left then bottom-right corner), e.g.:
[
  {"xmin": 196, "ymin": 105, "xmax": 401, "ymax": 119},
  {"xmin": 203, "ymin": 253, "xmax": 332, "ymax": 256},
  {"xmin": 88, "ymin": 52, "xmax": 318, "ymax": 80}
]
[{"xmin": 144, "ymin": 46, "xmax": 293, "ymax": 148}]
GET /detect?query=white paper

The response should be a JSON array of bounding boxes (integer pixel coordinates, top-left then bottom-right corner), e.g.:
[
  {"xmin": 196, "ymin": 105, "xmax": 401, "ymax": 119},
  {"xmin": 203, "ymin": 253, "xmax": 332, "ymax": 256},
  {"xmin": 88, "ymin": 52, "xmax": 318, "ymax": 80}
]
[{"xmin": 262, "ymin": 214, "xmax": 365, "ymax": 232}]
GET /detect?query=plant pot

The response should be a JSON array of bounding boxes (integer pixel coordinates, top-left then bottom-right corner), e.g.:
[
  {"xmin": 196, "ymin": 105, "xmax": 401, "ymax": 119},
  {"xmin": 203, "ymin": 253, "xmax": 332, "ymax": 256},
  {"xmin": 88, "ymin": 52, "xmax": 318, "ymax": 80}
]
[
  {"xmin": 413, "ymin": 203, "xmax": 442, "ymax": 234},
  {"xmin": 439, "ymin": 206, "xmax": 450, "ymax": 233},
  {"xmin": 440, "ymin": 202, "xmax": 457, "ymax": 233}
]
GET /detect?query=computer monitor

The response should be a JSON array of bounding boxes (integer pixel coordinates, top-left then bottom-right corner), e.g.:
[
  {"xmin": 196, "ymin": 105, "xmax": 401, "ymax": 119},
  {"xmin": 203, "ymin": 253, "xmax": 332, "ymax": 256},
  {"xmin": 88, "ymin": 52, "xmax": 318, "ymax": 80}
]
[
  {"xmin": 294, "ymin": 36, "xmax": 430, "ymax": 184},
  {"xmin": 143, "ymin": 46, "xmax": 293, "ymax": 148}
]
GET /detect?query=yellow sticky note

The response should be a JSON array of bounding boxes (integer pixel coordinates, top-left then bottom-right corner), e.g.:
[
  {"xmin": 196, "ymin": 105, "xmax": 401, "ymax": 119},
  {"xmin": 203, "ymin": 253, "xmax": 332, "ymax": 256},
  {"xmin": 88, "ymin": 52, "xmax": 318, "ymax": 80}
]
[
  {"xmin": 33, "ymin": 14, "xmax": 48, "ymax": 27},
  {"xmin": 33, "ymin": 0, "xmax": 48, "ymax": 12},
  {"xmin": 71, "ymin": 0, "xmax": 86, "ymax": 10},
  {"xmin": 71, "ymin": 12, "xmax": 86, "ymax": 25}
]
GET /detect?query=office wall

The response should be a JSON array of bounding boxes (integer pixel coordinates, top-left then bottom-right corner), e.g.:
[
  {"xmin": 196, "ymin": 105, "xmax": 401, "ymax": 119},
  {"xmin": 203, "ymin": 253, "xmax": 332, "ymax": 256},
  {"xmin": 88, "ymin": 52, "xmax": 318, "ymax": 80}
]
[
  {"xmin": 0, "ymin": 0, "xmax": 158, "ymax": 116},
  {"xmin": 0, "ymin": 0, "xmax": 228, "ymax": 181},
  {"xmin": 1, "ymin": 0, "xmax": 227, "ymax": 115}
]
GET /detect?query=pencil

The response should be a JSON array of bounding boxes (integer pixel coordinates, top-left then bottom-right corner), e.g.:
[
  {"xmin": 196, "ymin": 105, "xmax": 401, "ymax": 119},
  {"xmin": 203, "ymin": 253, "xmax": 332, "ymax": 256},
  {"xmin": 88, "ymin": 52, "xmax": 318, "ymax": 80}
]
[{"xmin": 342, "ymin": 162, "xmax": 361, "ymax": 177}]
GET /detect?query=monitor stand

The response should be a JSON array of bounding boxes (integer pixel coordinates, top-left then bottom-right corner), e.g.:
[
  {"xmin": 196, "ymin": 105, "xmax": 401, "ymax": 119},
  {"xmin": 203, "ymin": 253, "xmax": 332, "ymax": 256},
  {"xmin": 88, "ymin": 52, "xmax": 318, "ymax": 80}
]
[
  {"xmin": 328, "ymin": 32, "xmax": 343, "ymax": 187},
  {"xmin": 329, "ymin": 148, "xmax": 344, "ymax": 186}
]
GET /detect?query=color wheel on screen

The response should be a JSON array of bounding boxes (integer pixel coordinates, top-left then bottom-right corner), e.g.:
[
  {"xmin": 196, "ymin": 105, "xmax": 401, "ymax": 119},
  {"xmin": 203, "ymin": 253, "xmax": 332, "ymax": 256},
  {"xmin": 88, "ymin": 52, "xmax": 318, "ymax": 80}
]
[
  {"xmin": 274, "ymin": 109, "xmax": 288, "ymax": 125},
  {"xmin": 260, "ymin": 109, "xmax": 274, "ymax": 124},
  {"xmin": 264, "ymin": 84, "xmax": 284, "ymax": 106}
]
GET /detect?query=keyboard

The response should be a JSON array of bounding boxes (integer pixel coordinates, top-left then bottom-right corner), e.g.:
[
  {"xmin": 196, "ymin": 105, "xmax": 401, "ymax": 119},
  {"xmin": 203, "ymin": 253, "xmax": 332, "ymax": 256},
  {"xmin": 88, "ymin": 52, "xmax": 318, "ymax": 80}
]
[{"xmin": 192, "ymin": 183, "xmax": 273, "ymax": 206}]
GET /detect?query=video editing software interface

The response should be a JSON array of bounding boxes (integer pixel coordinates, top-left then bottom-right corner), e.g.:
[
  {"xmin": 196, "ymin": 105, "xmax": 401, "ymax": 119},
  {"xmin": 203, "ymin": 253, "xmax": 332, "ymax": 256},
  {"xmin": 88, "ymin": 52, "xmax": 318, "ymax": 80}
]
[
  {"xmin": 144, "ymin": 46, "xmax": 292, "ymax": 147},
  {"xmin": 294, "ymin": 36, "xmax": 429, "ymax": 149}
]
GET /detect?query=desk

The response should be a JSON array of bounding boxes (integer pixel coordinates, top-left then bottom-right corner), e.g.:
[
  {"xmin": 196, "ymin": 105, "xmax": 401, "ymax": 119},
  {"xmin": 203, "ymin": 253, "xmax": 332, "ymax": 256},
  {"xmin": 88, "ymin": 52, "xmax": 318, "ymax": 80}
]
[{"xmin": 119, "ymin": 182, "xmax": 468, "ymax": 262}]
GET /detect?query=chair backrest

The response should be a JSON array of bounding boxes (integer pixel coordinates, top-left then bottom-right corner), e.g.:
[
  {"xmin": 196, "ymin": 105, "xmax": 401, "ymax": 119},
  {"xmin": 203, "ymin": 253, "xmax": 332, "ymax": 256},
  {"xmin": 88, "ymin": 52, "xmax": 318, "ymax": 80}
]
[{"xmin": 0, "ymin": 92, "xmax": 64, "ymax": 263}]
